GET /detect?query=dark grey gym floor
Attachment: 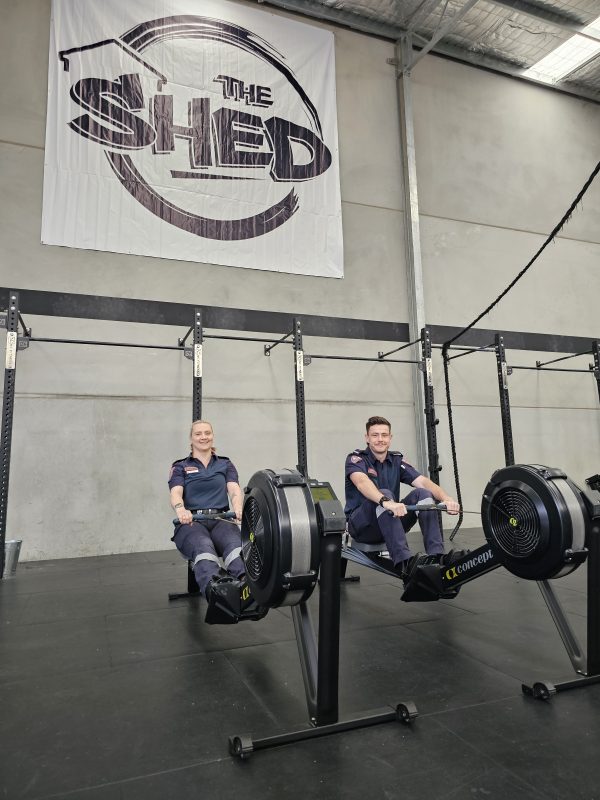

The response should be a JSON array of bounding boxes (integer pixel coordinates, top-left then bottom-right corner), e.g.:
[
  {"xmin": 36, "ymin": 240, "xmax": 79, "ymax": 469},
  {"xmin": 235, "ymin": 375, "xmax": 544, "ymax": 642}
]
[{"xmin": 1, "ymin": 528, "xmax": 599, "ymax": 800}]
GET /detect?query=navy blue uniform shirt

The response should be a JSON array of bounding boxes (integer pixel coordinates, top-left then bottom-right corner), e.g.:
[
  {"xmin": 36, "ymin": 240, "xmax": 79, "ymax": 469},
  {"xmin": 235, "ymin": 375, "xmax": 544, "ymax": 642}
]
[
  {"xmin": 168, "ymin": 454, "xmax": 239, "ymax": 511},
  {"xmin": 344, "ymin": 447, "xmax": 421, "ymax": 516}
]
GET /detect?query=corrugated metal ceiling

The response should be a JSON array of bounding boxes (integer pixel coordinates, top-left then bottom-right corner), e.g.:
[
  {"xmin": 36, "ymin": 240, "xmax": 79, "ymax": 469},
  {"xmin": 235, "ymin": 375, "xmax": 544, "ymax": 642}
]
[{"xmin": 263, "ymin": 0, "xmax": 600, "ymax": 102}]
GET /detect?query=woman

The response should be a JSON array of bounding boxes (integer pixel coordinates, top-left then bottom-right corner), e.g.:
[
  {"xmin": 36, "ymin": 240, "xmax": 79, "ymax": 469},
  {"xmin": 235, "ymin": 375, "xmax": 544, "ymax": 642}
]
[{"xmin": 168, "ymin": 419, "xmax": 245, "ymax": 600}]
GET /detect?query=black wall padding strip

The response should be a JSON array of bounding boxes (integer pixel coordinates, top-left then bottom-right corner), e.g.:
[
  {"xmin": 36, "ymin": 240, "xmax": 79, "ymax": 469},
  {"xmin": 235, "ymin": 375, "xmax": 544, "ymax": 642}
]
[
  {"xmin": 0, "ymin": 286, "xmax": 596, "ymax": 353},
  {"xmin": 426, "ymin": 325, "xmax": 596, "ymax": 355},
  {"xmin": 0, "ymin": 287, "xmax": 408, "ymax": 342}
]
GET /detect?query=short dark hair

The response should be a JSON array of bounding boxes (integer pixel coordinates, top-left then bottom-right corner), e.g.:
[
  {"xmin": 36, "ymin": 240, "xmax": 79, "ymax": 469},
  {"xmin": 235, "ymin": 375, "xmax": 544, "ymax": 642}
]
[{"xmin": 366, "ymin": 416, "xmax": 391, "ymax": 432}]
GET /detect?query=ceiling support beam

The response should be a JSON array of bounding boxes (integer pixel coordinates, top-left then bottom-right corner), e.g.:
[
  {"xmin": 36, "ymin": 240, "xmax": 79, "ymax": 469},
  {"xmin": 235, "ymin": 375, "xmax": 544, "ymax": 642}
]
[{"xmin": 407, "ymin": 0, "xmax": 481, "ymax": 69}]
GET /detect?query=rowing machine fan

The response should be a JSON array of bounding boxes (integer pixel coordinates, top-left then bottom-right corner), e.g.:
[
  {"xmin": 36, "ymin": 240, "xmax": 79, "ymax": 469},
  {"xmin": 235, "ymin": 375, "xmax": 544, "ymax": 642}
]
[
  {"xmin": 481, "ymin": 464, "xmax": 589, "ymax": 580},
  {"xmin": 241, "ymin": 469, "xmax": 320, "ymax": 608}
]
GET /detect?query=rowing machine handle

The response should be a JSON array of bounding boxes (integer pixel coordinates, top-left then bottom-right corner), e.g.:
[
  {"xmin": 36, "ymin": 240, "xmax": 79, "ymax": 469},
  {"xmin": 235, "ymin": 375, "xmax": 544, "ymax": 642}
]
[
  {"xmin": 399, "ymin": 502, "xmax": 448, "ymax": 512},
  {"xmin": 172, "ymin": 510, "xmax": 237, "ymax": 525}
]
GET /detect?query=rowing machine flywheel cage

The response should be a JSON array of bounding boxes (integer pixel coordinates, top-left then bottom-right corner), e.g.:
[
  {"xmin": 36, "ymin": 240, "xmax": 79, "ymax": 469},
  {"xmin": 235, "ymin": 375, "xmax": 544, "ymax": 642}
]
[
  {"xmin": 241, "ymin": 469, "xmax": 321, "ymax": 608},
  {"xmin": 481, "ymin": 464, "xmax": 589, "ymax": 580}
]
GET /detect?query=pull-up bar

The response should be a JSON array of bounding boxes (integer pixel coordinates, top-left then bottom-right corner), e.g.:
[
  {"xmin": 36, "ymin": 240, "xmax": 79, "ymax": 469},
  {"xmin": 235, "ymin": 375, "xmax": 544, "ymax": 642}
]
[
  {"xmin": 304, "ymin": 354, "xmax": 420, "ymax": 364},
  {"xmin": 432, "ymin": 342, "xmax": 495, "ymax": 360},
  {"xmin": 511, "ymin": 365, "xmax": 593, "ymax": 374},
  {"xmin": 19, "ymin": 326, "xmax": 289, "ymax": 354},
  {"xmin": 432, "ymin": 343, "xmax": 493, "ymax": 352},
  {"xmin": 444, "ymin": 342, "xmax": 495, "ymax": 362},
  {"xmin": 28, "ymin": 336, "xmax": 184, "ymax": 351},
  {"xmin": 205, "ymin": 333, "xmax": 290, "ymax": 345}
]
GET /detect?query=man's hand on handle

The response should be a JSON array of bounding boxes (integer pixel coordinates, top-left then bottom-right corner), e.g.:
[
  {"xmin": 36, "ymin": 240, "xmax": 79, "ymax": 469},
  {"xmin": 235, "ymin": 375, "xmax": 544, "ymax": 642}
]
[
  {"xmin": 442, "ymin": 498, "xmax": 460, "ymax": 515},
  {"xmin": 381, "ymin": 500, "xmax": 408, "ymax": 517}
]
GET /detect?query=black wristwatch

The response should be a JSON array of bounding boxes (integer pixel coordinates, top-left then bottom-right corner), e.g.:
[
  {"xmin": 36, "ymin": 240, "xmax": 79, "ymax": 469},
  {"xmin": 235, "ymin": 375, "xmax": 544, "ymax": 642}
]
[{"xmin": 378, "ymin": 496, "xmax": 387, "ymax": 507}]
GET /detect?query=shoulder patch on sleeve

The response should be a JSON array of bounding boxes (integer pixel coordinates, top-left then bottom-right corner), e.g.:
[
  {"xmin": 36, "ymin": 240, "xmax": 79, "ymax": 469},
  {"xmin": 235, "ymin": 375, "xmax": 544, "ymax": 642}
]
[{"xmin": 350, "ymin": 455, "xmax": 362, "ymax": 464}]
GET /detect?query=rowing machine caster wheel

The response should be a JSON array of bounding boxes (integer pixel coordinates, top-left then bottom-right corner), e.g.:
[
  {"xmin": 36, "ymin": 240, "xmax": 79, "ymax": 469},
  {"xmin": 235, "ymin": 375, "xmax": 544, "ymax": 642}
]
[
  {"xmin": 532, "ymin": 682, "xmax": 556, "ymax": 701},
  {"xmin": 396, "ymin": 701, "xmax": 418, "ymax": 724},
  {"xmin": 522, "ymin": 681, "xmax": 556, "ymax": 701},
  {"xmin": 229, "ymin": 734, "xmax": 254, "ymax": 759}
]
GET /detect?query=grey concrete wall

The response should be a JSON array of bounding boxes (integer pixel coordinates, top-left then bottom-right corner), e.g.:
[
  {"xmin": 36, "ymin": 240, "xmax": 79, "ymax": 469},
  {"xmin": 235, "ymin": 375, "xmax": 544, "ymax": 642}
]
[{"xmin": 1, "ymin": 0, "xmax": 600, "ymax": 559}]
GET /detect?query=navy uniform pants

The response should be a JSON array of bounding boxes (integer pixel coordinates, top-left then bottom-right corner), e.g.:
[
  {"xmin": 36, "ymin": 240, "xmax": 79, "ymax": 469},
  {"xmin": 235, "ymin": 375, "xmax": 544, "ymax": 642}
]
[
  {"xmin": 172, "ymin": 519, "xmax": 245, "ymax": 596},
  {"xmin": 348, "ymin": 487, "xmax": 444, "ymax": 565}
]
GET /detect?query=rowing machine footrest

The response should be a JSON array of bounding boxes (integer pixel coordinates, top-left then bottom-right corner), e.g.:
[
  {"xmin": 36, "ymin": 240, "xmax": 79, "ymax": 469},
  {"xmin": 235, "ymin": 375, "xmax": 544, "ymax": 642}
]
[{"xmin": 401, "ymin": 564, "xmax": 459, "ymax": 603}]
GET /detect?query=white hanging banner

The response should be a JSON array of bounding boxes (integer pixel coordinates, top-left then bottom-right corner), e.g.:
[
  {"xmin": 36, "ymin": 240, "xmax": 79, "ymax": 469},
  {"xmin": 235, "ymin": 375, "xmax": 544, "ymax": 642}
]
[{"xmin": 42, "ymin": 0, "xmax": 343, "ymax": 278}]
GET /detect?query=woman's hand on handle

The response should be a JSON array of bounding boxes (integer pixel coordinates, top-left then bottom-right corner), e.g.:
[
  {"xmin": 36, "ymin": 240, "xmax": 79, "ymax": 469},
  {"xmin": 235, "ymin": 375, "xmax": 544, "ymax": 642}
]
[{"xmin": 176, "ymin": 506, "xmax": 193, "ymax": 525}]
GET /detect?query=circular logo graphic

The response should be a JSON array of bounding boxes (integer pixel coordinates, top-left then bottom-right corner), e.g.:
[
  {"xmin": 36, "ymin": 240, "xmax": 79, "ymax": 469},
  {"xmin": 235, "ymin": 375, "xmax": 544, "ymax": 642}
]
[{"xmin": 61, "ymin": 15, "xmax": 333, "ymax": 240}]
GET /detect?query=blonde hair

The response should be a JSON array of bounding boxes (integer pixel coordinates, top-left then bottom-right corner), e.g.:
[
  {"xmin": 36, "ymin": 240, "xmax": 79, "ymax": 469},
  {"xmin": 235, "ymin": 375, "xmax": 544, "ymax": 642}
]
[
  {"xmin": 189, "ymin": 419, "xmax": 216, "ymax": 455},
  {"xmin": 190, "ymin": 419, "xmax": 213, "ymax": 436}
]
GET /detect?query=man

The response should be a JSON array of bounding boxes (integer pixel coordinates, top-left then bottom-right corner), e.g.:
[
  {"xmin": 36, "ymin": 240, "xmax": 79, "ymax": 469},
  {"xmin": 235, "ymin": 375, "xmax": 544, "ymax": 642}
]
[{"xmin": 345, "ymin": 415, "xmax": 460, "ymax": 578}]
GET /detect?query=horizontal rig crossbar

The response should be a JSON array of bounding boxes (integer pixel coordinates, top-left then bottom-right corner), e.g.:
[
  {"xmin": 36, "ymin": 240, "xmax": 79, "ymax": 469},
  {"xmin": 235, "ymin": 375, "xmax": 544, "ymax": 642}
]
[
  {"xmin": 29, "ymin": 336, "xmax": 183, "ymax": 351},
  {"xmin": 510, "ymin": 365, "xmax": 593, "ymax": 374},
  {"xmin": 26, "ymin": 334, "xmax": 297, "ymax": 352},
  {"xmin": 205, "ymin": 334, "xmax": 292, "ymax": 345},
  {"xmin": 445, "ymin": 342, "xmax": 495, "ymax": 361},
  {"xmin": 307, "ymin": 354, "xmax": 420, "ymax": 364}
]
